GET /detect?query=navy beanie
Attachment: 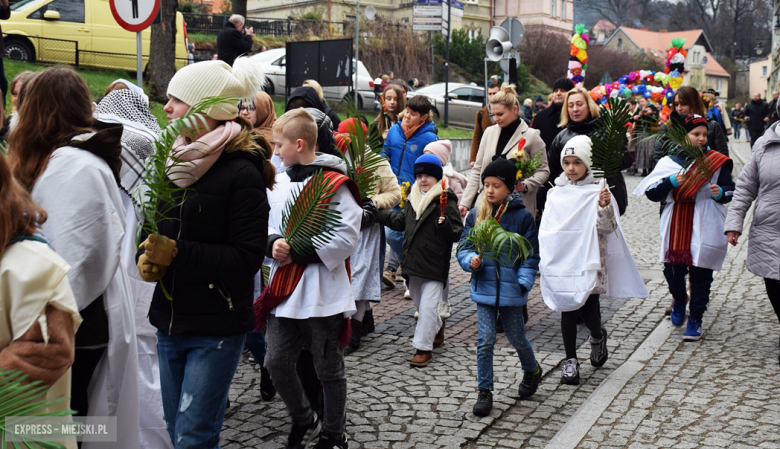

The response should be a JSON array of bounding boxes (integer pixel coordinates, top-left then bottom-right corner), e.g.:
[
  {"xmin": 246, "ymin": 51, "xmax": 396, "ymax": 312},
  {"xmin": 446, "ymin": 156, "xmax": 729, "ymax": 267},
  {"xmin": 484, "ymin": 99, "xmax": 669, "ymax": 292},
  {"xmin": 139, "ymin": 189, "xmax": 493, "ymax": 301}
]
[
  {"xmin": 414, "ymin": 153, "xmax": 443, "ymax": 181},
  {"xmin": 481, "ymin": 156, "xmax": 517, "ymax": 191}
]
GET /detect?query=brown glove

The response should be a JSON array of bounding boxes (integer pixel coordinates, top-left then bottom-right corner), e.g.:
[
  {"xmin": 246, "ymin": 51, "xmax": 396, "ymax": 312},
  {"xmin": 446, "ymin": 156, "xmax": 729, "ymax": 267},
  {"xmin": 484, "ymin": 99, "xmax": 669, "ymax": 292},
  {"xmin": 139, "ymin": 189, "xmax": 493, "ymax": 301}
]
[
  {"xmin": 139, "ymin": 234, "xmax": 178, "ymax": 267},
  {"xmin": 137, "ymin": 253, "xmax": 167, "ymax": 282}
]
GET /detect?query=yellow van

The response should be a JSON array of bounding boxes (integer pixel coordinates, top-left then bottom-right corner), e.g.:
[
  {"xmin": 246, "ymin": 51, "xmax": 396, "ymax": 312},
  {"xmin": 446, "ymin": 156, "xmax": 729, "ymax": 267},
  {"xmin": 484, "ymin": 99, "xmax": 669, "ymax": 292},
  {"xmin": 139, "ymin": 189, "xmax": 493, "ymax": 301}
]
[{"xmin": 3, "ymin": 0, "xmax": 188, "ymax": 71}]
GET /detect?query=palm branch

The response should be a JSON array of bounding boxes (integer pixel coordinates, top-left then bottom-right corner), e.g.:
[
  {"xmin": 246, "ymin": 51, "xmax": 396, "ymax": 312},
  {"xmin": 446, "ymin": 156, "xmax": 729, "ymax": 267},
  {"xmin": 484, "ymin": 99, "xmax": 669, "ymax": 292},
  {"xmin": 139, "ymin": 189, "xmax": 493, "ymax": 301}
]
[
  {"xmin": 590, "ymin": 98, "xmax": 633, "ymax": 179},
  {"xmin": 457, "ymin": 218, "xmax": 533, "ymax": 279},
  {"xmin": 0, "ymin": 369, "xmax": 74, "ymax": 448},
  {"xmin": 134, "ymin": 96, "xmax": 237, "ymax": 299},
  {"xmin": 281, "ymin": 170, "xmax": 343, "ymax": 256},
  {"xmin": 341, "ymin": 97, "xmax": 387, "ymax": 198},
  {"xmin": 648, "ymin": 118, "xmax": 713, "ymax": 181}
]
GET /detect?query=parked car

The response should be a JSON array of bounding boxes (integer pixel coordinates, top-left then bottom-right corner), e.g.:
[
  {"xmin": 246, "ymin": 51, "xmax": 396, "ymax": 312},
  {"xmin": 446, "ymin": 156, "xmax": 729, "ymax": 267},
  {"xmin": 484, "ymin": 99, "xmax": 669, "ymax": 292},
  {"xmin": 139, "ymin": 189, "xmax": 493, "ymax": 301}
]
[
  {"xmin": 407, "ymin": 82, "xmax": 486, "ymax": 128},
  {"xmin": 250, "ymin": 49, "xmax": 377, "ymax": 110},
  {"xmin": 3, "ymin": 0, "xmax": 189, "ymax": 71}
]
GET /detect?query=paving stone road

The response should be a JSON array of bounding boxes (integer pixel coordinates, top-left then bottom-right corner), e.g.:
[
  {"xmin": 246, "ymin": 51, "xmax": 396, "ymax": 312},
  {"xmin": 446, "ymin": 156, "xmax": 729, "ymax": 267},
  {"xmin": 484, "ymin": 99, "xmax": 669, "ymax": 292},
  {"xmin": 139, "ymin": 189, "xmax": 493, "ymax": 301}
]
[{"xmin": 220, "ymin": 138, "xmax": 777, "ymax": 448}]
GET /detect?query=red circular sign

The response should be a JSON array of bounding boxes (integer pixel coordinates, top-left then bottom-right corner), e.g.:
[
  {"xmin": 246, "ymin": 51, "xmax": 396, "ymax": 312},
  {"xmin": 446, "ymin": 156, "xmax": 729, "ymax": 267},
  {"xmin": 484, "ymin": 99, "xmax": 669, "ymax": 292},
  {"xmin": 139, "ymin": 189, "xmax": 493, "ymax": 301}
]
[{"xmin": 109, "ymin": 0, "xmax": 161, "ymax": 32}]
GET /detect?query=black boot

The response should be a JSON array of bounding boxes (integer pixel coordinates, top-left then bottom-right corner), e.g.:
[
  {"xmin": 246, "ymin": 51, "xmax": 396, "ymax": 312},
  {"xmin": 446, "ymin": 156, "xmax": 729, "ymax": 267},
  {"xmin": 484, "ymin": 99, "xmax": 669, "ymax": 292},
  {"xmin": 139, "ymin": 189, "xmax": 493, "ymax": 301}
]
[
  {"xmin": 473, "ymin": 390, "xmax": 493, "ymax": 417},
  {"xmin": 362, "ymin": 308, "xmax": 375, "ymax": 336},
  {"xmin": 349, "ymin": 319, "xmax": 362, "ymax": 351},
  {"xmin": 260, "ymin": 366, "xmax": 276, "ymax": 401}
]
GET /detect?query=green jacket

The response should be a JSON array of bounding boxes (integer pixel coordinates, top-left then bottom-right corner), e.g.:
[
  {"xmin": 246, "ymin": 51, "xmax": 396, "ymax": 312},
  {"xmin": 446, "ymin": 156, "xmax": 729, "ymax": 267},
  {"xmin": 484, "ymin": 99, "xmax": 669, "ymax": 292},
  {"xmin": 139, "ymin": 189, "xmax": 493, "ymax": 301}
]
[{"xmin": 378, "ymin": 187, "xmax": 463, "ymax": 283}]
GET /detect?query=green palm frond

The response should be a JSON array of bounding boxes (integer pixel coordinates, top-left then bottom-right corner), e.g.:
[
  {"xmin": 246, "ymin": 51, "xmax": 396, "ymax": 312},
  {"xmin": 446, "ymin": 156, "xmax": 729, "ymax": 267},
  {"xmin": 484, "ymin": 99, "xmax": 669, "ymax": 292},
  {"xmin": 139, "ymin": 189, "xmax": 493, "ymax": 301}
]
[
  {"xmin": 342, "ymin": 97, "xmax": 388, "ymax": 198},
  {"xmin": 0, "ymin": 369, "xmax": 74, "ymax": 449},
  {"xmin": 281, "ymin": 170, "xmax": 343, "ymax": 256},
  {"xmin": 590, "ymin": 98, "xmax": 633, "ymax": 179},
  {"xmin": 649, "ymin": 118, "xmax": 713, "ymax": 180},
  {"xmin": 458, "ymin": 218, "xmax": 533, "ymax": 279}
]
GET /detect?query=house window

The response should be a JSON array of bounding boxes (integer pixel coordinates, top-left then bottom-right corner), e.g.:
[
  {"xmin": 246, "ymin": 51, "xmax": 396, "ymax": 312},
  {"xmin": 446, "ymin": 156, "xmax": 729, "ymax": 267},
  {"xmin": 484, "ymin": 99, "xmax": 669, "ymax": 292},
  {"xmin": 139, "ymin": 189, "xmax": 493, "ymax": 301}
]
[
  {"xmin": 561, "ymin": 0, "xmax": 565, "ymax": 19},
  {"xmin": 468, "ymin": 28, "xmax": 478, "ymax": 41},
  {"xmin": 617, "ymin": 38, "xmax": 622, "ymax": 49},
  {"xmin": 763, "ymin": 66, "xmax": 768, "ymax": 77},
  {"xmin": 467, "ymin": 0, "xmax": 478, "ymax": 4},
  {"xmin": 717, "ymin": 78, "xmax": 722, "ymax": 91},
  {"xmin": 551, "ymin": 0, "xmax": 556, "ymax": 18}
]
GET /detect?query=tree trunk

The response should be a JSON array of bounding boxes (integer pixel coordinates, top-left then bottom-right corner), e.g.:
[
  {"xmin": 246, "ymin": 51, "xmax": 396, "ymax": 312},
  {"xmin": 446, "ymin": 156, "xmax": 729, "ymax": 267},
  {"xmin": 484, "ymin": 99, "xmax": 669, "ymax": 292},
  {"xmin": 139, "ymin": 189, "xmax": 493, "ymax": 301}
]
[
  {"xmin": 233, "ymin": 0, "xmax": 247, "ymax": 19},
  {"xmin": 148, "ymin": 0, "xmax": 179, "ymax": 103}
]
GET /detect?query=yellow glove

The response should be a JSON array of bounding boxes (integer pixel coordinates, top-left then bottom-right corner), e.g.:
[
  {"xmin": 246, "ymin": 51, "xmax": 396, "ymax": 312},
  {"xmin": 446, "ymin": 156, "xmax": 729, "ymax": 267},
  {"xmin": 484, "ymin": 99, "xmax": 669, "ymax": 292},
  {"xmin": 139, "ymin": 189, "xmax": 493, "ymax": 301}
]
[
  {"xmin": 139, "ymin": 234, "xmax": 178, "ymax": 267},
  {"xmin": 137, "ymin": 254, "xmax": 167, "ymax": 282}
]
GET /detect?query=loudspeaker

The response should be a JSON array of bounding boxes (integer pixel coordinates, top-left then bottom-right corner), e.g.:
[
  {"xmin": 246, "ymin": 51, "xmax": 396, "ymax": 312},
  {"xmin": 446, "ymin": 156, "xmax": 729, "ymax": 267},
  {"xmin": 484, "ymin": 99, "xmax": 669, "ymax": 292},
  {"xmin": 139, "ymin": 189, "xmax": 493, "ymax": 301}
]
[{"xmin": 486, "ymin": 26, "xmax": 512, "ymax": 61}]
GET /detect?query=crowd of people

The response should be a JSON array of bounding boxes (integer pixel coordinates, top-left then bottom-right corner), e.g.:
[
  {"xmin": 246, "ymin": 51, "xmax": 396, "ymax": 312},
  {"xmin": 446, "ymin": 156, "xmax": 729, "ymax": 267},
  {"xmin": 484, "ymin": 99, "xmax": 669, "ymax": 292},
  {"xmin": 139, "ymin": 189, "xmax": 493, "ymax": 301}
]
[{"xmin": 1, "ymin": 54, "xmax": 779, "ymax": 449}]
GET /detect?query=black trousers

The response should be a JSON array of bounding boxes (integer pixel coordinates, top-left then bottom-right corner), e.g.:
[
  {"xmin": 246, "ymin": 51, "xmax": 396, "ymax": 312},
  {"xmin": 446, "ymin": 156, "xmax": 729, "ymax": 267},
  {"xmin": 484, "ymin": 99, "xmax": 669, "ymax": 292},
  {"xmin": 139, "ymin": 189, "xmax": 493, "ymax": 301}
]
[
  {"xmin": 765, "ymin": 278, "xmax": 780, "ymax": 323},
  {"xmin": 561, "ymin": 294, "xmax": 603, "ymax": 360}
]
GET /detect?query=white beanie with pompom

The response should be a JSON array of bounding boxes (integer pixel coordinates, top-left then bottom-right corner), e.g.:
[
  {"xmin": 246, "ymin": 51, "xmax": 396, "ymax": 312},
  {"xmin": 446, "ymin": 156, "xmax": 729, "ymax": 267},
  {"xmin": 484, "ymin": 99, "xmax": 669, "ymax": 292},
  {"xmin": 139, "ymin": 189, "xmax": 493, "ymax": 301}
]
[{"xmin": 167, "ymin": 57, "xmax": 265, "ymax": 121}]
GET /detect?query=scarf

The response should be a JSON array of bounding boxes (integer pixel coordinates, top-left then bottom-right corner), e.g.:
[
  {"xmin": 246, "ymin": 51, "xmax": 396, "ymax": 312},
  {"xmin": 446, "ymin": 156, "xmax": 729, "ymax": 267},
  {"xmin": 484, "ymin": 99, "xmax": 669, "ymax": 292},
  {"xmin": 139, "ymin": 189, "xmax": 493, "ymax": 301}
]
[
  {"xmin": 402, "ymin": 120, "xmax": 424, "ymax": 141},
  {"xmin": 94, "ymin": 89, "xmax": 161, "ymax": 193},
  {"xmin": 253, "ymin": 91, "xmax": 276, "ymax": 145},
  {"xmin": 166, "ymin": 122, "xmax": 241, "ymax": 188},
  {"xmin": 408, "ymin": 178, "xmax": 446, "ymax": 220},
  {"xmin": 665, "ymin": 150, "xmax": 730, "ymax": 265}
]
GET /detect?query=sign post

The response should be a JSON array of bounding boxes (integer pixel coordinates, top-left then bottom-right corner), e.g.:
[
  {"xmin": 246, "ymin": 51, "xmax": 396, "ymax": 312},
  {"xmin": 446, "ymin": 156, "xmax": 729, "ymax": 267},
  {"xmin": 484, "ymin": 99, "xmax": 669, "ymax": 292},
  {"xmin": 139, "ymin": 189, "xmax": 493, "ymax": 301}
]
[{"xmin": 109, "ymin": 0, "xmax": 160, "ymax": 88}]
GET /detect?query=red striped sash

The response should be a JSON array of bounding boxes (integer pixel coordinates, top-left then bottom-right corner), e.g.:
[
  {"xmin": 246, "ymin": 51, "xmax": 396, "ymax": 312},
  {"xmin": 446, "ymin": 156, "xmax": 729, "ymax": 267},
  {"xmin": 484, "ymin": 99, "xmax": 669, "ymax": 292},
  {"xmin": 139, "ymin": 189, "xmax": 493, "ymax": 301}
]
[{"xmin": 665, "ymin": 151, "xmax": 730, "ymax": 265}]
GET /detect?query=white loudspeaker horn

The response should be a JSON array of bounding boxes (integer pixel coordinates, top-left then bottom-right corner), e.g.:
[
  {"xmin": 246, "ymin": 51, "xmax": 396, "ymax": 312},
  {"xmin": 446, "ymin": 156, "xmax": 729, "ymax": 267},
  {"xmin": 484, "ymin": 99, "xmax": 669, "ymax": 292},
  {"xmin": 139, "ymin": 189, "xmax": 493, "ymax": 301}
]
[{"xmin": 486, "ymin": 26, "xmax": 512, "ymax": 61}]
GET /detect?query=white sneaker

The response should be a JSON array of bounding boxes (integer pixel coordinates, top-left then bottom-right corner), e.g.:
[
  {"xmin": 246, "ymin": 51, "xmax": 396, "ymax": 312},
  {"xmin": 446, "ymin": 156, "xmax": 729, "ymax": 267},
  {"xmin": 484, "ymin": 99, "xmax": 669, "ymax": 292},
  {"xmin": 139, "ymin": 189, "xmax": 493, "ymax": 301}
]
[
  {"xmin": 404, "ymin": 290, "xmax": 412, "ymax": 300},
  {"xmin": 414, "ymin": 311, "xmax": 419, "ymax": 319}
]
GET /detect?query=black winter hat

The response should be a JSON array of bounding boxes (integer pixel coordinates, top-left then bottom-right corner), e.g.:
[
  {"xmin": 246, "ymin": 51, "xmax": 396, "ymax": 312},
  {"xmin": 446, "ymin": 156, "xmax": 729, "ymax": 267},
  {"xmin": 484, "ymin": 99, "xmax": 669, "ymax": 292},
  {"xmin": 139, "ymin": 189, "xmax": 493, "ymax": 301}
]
[
  {"xmin": 680, "ymin": 114, "xmax": 708, "ymax": 134},
  {"xmin": 552, "ymin": 77, "xmax": 575, "ymax": 92},
  {"xmin": 481, "ymin": 156, "xmax": 517, "ymax": 191}
]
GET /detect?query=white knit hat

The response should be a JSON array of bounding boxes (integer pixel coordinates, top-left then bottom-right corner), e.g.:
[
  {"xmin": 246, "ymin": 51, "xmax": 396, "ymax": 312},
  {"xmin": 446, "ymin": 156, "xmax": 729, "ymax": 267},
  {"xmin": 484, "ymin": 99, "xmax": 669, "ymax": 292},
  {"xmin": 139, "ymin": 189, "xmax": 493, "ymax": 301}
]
[
  {"xmin": 167, "ymin": 57, "xmax": 266, "ymax": 121},
  {"xmin": 561, "ymin": 135, "xmax": 593, "ymax": 171}
]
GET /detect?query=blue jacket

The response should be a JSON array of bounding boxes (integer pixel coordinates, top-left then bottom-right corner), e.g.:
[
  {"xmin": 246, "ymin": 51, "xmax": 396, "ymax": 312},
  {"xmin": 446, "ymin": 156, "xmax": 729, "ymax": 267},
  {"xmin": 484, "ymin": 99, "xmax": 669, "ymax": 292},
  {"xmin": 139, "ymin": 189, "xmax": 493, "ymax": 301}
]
[
  {"xmin": 381, "ymin": 121, "xmax": 438, "ymax": 186},
  {"xmin": 457, "ymin": 193, "xmax": 540, "ymax": 307}
]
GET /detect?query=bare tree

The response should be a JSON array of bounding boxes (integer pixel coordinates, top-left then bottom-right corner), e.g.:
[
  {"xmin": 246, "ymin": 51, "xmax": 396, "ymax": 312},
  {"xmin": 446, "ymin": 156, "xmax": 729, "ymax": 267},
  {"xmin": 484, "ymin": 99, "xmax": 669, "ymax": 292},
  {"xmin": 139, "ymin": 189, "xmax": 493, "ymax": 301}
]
[
  {"xmin": 518, "ymin": 27, "xmax": 570, "ymax": 87},
  {"xmin": 147, "ymin": 0, "xmax": 178, "ymax": 103},
  {"xmin": 580, "ymin": 0, "xmax": 639, "ymax": 26}
]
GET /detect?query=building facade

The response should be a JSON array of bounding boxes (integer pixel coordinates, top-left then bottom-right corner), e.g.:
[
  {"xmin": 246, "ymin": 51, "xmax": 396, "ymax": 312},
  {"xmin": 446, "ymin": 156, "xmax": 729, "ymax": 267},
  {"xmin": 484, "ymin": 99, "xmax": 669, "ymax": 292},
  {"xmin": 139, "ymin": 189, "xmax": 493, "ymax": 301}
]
[
  {"xmin": 749, "ymin": 57, "xmax": 771, "ymax": 99},
  {"xmin": 493, "ymin": 0, "xmax": 573, "ymax": 35},
  {"xmin": 603, "ymin": 27, "xmax": 731, "ymax": 101}
]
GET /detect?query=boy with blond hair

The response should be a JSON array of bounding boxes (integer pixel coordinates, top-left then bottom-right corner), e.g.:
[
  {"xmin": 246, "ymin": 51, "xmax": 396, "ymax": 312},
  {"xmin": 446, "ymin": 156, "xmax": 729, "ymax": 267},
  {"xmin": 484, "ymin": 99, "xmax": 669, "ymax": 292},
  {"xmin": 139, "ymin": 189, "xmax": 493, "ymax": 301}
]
[{"xmin": 259, "ymin": 108, "xmax": 363, "ymax": 449}]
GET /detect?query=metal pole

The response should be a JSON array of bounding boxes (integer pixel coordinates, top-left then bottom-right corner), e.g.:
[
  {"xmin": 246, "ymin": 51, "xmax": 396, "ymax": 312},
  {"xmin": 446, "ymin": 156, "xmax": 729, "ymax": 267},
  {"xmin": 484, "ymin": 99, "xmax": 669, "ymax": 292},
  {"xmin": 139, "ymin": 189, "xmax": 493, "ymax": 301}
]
[
  {"xmin": 355, "ymin": 0, "xmax": 360, "ymax": 110},
  {"xmin": 136, "ymin": 32, "xmax": 143, "ymax": 88},
  {"xmin": 484, "ymin": 58, "xmax": 488, "ymax": 107},
  {"xmin": 431, "ymin": 30, "xmax": 434, "ymax": 81},
  {"xmin": 444, "ymin": 0, "xmax": 451, "ymax": 128}
]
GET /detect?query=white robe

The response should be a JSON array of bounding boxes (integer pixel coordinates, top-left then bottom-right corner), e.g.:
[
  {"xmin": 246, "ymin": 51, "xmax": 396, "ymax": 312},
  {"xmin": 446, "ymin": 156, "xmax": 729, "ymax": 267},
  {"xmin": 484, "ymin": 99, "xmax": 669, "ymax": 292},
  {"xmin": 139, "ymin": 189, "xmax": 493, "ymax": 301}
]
[
  {"xmin": 32, "ymin": 146, "xmax": 140, "ymax": 449},
  {"xmin": 120, "ymin": 193, "xmax": 173, "ymax": 449},
  {"xmin": 633, "ymin": 156, "xmax": 729, "ymax": 271},
  {"xmin": 540, "ymin": 182, "xmax": 647, "ymax": 312},
  {"xmin": 267, "ymin": 172, "xmax": 363, "ymax": 319}
]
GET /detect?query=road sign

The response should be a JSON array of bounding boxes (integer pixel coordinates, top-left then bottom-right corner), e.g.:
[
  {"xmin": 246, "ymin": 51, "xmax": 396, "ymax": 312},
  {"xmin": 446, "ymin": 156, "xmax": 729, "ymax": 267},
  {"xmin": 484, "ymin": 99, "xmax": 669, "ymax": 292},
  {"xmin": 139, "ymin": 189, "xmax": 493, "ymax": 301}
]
[
  {"xmin": 414, "ymin": 24, "xmax": 444, "ymax": 30},
  {"xmin": 414, "ymin": 17, "xmax": 443, "ymax": 24},
  {"xmin": 442, "ymin": 0, "xmax": 464, "ymax": 18},
  {"xmin": 414, "ymin": 5, "xmax": 441, "ymax": 16},
  {"xmin": 110, "ymin": 0, "xmax": 160, "ymax": 32}
]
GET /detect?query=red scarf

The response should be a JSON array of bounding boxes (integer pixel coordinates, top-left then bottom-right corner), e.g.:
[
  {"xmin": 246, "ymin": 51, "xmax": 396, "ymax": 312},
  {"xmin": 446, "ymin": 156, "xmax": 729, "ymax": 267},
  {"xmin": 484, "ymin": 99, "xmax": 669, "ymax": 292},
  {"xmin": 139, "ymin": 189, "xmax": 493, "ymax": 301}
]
[
  {"xmin": 402, "ymin": 121, "xmax": 424, "ymax": 140},
  {"xmin": 665, "ymin": 151, "xmax": 730, "ymax": 265},
  {"xmin": 254, "ymin": 171, "xmax": 361, "ymax": 346}
]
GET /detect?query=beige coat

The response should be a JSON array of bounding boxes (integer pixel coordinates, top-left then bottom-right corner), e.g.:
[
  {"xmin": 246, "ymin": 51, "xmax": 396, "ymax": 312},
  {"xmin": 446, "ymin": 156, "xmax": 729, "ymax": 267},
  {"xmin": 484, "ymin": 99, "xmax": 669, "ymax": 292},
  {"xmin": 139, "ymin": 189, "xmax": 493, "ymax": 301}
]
[
  {"xmin": 460, "ymin": 120, "xmax": 549, "ymax": 216},
  {"xmin": 372, "ymin": 158, "xmax": 402, "ymax": 210}
]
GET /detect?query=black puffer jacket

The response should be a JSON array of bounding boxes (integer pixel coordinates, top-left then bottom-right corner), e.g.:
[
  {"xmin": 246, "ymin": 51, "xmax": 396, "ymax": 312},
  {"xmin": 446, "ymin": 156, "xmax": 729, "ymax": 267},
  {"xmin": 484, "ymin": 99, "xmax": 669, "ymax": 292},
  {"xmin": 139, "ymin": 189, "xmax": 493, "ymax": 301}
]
[
  {"xmin": 140, "ymin": 149, "xmax": 269, "ymax": 337},
  {"xmin": 544, "ymin": 117, "xmax": 631, "ymax": 216},
  {"xmin": 653, "ymin": 114, "xmax": 729, "ymax": 164}
]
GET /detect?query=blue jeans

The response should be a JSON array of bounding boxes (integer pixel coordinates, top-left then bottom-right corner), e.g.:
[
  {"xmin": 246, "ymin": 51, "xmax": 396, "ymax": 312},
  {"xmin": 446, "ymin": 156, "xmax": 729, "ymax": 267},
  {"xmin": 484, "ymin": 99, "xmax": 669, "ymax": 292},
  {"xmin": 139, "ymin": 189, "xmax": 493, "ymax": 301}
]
[
  {"xmin": 476, "ymin": 303, "xmax": 538, "ymax": 391},
  {"xmin": 385, "ymin": 207, "xmax": 404, "ymax": 271},
  {"xmin": 157, "ymin": 332, "xmax": 245, "ymax": 449},
  {"xmin": 733, "ymin": 122, "xmax": 742, "ymax": 139},
  {"xmin": 245, "ymin": 330, "xmax": 266, "ymax": 365},
  {"xmin": 663, "ymin": 264, "xmax": 714, "ymax": 322}
]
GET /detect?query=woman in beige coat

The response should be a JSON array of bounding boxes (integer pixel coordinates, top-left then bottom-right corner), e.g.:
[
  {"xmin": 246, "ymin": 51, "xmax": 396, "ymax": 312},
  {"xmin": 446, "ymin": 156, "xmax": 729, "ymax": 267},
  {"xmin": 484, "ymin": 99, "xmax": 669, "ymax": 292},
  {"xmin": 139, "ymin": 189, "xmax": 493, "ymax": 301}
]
[{"xmin": 460, "ymin": 84, "xmax": 549, "ymax": 218}]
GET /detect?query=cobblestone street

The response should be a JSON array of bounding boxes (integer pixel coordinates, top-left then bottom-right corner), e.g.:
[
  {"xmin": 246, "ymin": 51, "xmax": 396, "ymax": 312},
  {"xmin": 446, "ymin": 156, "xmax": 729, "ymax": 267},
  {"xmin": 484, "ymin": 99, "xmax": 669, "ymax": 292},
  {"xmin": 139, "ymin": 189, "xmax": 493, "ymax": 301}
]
[{"xmin": 220, "ymin": 138, "xmax": 780, "ymax": 448}]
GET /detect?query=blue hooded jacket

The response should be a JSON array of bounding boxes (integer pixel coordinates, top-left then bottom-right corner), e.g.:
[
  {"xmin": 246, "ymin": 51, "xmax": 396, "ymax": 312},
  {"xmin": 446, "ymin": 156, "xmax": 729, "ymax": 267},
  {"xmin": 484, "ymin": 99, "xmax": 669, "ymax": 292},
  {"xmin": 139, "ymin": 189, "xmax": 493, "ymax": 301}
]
[
  {"xmin": 457, "ymin": 193, "xmax": 540, "ymax": 307},
  {"xmin": 381, "ymin": 121, "xmax": 438, "ymax": 186}
]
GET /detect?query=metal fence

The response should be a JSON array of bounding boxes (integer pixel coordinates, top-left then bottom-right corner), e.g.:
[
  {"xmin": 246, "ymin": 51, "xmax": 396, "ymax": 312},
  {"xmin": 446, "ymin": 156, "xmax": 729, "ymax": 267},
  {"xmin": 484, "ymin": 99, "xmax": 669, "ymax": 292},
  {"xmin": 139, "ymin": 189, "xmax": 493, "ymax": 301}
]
[
  {"xmin": 182, "ymin": 13, "xmax": 347, "ymax": 36},
  {"xmin": 3, "ymin": 34, "xmax": 188, "ymax": 71}
]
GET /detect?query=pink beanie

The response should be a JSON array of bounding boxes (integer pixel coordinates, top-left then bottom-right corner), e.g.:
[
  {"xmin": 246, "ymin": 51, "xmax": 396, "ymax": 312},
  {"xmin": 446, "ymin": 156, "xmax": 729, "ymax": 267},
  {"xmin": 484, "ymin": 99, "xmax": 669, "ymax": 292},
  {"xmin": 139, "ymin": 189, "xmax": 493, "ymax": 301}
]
[{"xmin": 424, "ymin": 140, "xmax": 452, "ymax": 165}]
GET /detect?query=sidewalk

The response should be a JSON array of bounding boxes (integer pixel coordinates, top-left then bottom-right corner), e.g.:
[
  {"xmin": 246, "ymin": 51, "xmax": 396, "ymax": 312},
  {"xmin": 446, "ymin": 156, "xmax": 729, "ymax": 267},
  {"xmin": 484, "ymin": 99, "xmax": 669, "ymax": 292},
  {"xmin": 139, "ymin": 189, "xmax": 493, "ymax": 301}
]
[{"xmin": 219, "ymin": 139, "xmax": 779, "ymax": 448}]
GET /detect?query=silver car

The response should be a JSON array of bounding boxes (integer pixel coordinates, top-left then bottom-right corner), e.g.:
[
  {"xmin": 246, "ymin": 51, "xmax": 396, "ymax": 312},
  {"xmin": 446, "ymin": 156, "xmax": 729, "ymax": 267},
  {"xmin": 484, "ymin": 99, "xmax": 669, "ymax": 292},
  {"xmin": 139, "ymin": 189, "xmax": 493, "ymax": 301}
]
[{"xmin": 407, "ymin": 83, "xmax": 486, "ymax": 128}]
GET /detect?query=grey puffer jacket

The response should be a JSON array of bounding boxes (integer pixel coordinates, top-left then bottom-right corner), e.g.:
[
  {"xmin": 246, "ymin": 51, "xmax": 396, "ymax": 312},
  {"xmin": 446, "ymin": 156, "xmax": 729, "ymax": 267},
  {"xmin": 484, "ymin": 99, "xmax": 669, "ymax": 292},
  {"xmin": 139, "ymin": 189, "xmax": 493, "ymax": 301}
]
[{"xmin": 724, "ymin": 122, "xmax": 780, "ymax": 280}]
